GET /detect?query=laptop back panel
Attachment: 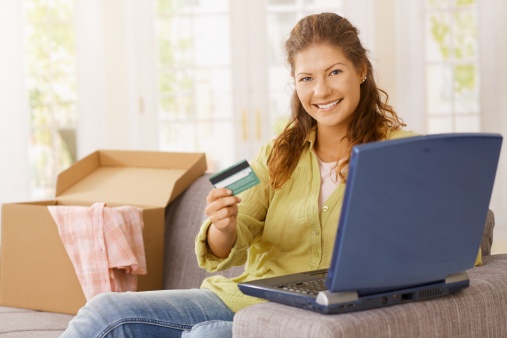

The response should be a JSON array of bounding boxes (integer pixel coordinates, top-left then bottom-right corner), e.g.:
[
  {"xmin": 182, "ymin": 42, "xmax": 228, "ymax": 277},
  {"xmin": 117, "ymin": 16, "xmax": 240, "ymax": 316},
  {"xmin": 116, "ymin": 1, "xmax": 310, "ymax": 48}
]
[{"xmin": 326, "ymin": 133, "xmax": 502, "ymax": 294}]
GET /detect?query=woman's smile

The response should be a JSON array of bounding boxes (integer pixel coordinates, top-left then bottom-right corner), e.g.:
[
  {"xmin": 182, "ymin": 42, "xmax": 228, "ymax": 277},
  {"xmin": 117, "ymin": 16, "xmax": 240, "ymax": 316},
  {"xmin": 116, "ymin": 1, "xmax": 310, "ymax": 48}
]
[{"xmin": 315, "ymin": 98, "xmax": 342, "ymax": 110}]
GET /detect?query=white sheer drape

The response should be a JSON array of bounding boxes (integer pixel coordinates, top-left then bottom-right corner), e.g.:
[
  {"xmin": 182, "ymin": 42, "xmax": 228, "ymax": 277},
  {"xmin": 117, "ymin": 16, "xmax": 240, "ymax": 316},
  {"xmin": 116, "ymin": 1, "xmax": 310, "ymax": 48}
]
[
  {"xmin": 393, "ymin": 0, "xmax": 426, "ymax": 133},
  {"xmin": 74, "ymin": 0, "xmax": 158, "ymax": 158},
  {"xmin": 0, "ymin": 0, "xmax": 31, "ymax": 205}
]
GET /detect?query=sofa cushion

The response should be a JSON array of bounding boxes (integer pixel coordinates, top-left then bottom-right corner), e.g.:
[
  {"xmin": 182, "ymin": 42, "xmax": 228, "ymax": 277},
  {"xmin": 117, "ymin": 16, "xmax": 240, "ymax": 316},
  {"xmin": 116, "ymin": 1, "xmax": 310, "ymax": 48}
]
[
  {"xmin": 0, "ymin": 306, "xmax": 73, "ymax": 337},
  {"xmin": 232, "ymin": 254, "xmax": 507, "ymax": 338}
]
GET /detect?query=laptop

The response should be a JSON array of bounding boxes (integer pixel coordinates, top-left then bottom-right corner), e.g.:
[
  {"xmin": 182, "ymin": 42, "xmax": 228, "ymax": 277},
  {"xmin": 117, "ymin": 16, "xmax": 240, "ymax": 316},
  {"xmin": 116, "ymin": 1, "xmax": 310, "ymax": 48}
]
[{"xmin": 238, "ymin": 133, "xmax": 503, "ymax": 314}]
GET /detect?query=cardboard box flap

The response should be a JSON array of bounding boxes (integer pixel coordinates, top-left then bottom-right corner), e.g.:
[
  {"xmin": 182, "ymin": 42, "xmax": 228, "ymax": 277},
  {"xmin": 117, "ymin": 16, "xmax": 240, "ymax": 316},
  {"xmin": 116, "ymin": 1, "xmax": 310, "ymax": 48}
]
[{"xmin": 55, "ymin": 150, "xmax": 207, "ymax": 208}]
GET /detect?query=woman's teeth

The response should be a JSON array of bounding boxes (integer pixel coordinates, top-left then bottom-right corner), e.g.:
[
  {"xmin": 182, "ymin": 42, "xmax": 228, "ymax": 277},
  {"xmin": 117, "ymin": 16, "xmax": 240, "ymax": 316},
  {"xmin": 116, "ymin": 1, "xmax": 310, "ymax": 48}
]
[{"xmin": 317, "ymin": 99, "xmax": 340, "ymax": 109}]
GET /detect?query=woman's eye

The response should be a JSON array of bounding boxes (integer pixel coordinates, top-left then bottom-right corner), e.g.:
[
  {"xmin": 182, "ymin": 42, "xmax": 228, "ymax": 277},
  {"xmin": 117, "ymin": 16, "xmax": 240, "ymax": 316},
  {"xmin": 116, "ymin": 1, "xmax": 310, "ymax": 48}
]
[
  {"xmin": 330, "ymin": 69, "xmax": 342, "ymax": 76},
  {"xmin": 300, "ymin": 77, "xmax": 312, "ymax": 82}
]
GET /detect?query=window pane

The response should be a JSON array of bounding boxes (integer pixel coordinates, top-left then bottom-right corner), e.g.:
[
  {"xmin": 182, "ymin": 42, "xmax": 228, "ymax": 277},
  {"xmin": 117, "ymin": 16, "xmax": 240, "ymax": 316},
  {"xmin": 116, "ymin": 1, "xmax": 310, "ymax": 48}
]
[
  {"xmin": 159, "ymin": 122, "xmax": 196, "ymax": 151},
  {"xmin": 25, "ymin": 0, "xmax": 77, "ymax": 199},
  {"xmin": 426, "ymin": 12, "xmax": 452, "ymax": 61},
  {"xmin": 156, "ymin": 0, "xmax": 231, "ymax": 171},
  {"xmin": 159, "ymin": 121, "xmax": 234, "ymax": 169},
  {"xmin": 426, "ymin": 64, "xmax": 453, "ymax": 114},
  {"xmin": 455, "ymin": 0, "xmax": 475, "ymax": 6},
  {"xmin": 427, "ymin": 0, "xmax": 451, "ymax": 7},
  {"xmin": 159, "ymin": 69, "xmax": 194, "ymax": 119},
  {"xmin": 193, "ymin": 15, "xmax": 231, "ymax": 67},
  {"xmin": 194, "ymin": 68, "xmax": 232, "ymax": 120},
  {"xmin": 158, "ymin": 0, "xmax": 228, "ymax": 13},
  {"xmin": 428, "ymin": 117, "xmax": 453, "ymax": 133},
  {"xmin": 308, "ymin": 0, "xmax": 344, "ymax": 7},
  {"xmin": 455, "ymin": 116, "xmax": 480, "ymax": 132},
  {"xmin": 157, "ymin": 17, "xmax": 193, "ymax": 68},
  {"xmin": 454, "ymin": 10, "xmax": 477, "ymax": 60},
  {"xmin": 454, "ymin": 63, "xmax": 479, "ymax": 113},
  {"xmin": 425, "ymin": 1, "xmax": 480, "ymax": 133},
  {"xmin": 268, "ymin": 0, "xmax": 296, "ymax": 5},
  {"xmin": 195, "ymin": 121, "xmax": 234, "ymax": 169}
]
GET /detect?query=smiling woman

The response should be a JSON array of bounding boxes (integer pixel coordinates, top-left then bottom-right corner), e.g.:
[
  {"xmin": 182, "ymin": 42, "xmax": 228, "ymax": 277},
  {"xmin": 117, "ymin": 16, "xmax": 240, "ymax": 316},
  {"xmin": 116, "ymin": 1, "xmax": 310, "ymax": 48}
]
[
  {"xmin": 267, "ymin": 12, "xmax": 406, "ymax": 190},
  {"xmin": 57, "ymin": 13, "xmax": 414, "ymax": 338}
]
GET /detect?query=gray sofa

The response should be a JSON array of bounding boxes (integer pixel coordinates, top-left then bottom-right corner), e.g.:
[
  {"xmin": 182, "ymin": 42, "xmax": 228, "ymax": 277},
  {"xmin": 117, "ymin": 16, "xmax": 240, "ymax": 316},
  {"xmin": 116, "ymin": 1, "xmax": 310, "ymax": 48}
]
[{"xmin": 1, "ymin": 174, "xmax": 506, "ymax": 337}]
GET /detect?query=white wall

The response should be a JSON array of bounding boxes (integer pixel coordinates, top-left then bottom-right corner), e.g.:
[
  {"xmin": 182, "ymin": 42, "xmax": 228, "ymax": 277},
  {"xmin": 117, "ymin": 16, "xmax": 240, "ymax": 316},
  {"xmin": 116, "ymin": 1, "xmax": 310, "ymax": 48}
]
[{"xmin": 478, "ymin": 0, "xmax": 507, "ymax": 253}]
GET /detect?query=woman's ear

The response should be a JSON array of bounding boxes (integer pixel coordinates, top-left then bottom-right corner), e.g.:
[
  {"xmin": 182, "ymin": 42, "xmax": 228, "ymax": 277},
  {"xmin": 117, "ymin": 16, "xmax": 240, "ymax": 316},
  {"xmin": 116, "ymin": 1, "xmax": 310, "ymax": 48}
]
[
  {"xmin": 359, "ymin": 65, "xmax": 368, "ymax": 84},
  {"xmin": 361, "ymin": 65, "xmax": 368, "ymax": 81}
]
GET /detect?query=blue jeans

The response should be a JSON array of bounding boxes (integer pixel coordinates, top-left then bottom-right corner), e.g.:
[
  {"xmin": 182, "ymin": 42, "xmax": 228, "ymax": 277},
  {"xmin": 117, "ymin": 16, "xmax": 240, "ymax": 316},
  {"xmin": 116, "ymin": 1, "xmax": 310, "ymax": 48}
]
[{"xmin": 60, "ymin": 289, "xmax": 235, "ymax": 338}]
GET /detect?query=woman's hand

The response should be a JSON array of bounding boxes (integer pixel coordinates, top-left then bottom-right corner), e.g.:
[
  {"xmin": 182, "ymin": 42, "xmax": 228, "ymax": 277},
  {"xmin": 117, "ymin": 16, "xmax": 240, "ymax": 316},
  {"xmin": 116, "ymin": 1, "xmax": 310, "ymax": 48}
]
[{"xmin": 205, "ymin": 188, "xmax": 241, "ymax": 258}]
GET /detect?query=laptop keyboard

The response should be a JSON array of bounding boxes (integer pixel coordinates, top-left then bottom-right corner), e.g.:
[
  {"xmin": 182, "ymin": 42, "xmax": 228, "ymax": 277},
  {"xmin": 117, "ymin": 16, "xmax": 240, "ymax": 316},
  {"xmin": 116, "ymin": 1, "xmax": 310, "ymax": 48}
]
[{"xmin": 276, "ymin": 279, "xmax": 327, "ymax": 296}]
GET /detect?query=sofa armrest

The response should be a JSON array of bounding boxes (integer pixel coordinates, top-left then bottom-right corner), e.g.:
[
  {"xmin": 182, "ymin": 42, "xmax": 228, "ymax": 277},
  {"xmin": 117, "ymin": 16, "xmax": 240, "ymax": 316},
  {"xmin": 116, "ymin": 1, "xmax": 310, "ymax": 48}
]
[
  {"xmin": 164, "ymin": 174, "xmax": 244, "ymax": 290},
  {"xmin": 481, "ymin": 210, "xmax": 495, "ymax": 257},
  {"xmin": 232, "ymin": 254, "xmax": 507, "ymax": 338}
]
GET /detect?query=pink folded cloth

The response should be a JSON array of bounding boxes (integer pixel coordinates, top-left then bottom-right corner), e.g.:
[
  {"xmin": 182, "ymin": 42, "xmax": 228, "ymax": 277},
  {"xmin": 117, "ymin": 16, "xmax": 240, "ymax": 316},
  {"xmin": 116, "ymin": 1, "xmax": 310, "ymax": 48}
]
[{"xmin": 48, "ymin": 202, "xmax": 147, "ymax": 300}]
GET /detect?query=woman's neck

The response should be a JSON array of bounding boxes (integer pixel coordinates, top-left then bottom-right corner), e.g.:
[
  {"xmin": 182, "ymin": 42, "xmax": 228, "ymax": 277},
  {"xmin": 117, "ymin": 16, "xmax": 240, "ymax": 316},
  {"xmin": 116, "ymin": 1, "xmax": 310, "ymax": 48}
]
[{"xmin": 314, "ymin": 127, "xmax": 349, "ymax": 163}]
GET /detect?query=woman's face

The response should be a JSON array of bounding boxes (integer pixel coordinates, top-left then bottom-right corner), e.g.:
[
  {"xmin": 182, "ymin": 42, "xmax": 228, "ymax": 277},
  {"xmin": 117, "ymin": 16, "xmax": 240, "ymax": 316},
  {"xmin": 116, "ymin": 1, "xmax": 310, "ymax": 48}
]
[{"xmin": 294, "ymin": 44, "xmax": 365, "ymax": 134}]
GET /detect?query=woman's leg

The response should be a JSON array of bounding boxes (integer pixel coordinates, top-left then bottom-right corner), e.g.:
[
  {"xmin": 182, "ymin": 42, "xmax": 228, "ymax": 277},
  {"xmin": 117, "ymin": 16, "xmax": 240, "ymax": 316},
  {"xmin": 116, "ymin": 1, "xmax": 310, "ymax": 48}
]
[
  {"xmin": 60, "ymin": 289, "xmax": 234, "ymax": 338},
  {"xmin": 182, "ymin": 320, "xmax": 234, "ymax": 338}
]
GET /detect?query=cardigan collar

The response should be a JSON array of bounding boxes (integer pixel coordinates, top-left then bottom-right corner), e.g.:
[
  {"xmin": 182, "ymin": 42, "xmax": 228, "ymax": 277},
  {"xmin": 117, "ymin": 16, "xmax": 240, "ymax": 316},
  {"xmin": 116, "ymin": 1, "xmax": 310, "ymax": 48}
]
[{"xmin": 305, "ymin": 127, "xmax": 318, "ymax": 151}]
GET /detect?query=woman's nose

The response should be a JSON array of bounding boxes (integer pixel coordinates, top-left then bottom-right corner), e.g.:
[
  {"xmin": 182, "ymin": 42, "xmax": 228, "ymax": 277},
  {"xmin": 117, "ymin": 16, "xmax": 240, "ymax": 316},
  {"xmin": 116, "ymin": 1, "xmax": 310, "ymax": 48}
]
[{"xmin": 314, "ymin": 78, "xmax": 332, "ymax": 98}]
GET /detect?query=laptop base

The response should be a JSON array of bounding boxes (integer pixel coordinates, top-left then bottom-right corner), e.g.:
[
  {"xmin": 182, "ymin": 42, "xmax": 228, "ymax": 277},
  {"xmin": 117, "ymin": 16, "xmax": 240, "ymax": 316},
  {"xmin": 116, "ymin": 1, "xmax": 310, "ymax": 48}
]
[{"xmin": 239, "ymin": 271, "xmax": 470, "ymax": 315}]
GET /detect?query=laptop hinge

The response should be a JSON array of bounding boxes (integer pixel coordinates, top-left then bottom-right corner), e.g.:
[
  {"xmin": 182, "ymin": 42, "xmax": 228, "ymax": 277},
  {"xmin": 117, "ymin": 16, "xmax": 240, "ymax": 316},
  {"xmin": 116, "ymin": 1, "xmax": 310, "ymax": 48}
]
[
  {"xmin": 445, "ymin": 271, "xmax": 469, "ymax": 284},
  {"xmin": 316, "ymin": 290, "xmax": 359, "ymax": 306}
]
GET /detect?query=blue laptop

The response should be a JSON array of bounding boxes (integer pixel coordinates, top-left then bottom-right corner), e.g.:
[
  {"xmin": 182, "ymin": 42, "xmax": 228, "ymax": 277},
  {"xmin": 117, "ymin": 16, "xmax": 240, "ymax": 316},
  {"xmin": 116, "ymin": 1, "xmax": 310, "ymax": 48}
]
[{"xmin": 238, "ymin": 133, "xmax": 503, "ymax": 314}]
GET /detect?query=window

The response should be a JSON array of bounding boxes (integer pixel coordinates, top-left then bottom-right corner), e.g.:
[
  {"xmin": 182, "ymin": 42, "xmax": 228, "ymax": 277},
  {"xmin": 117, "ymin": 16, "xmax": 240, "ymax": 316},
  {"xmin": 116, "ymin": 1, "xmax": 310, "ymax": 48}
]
[
  {"xmin": 156, "ymin": 0, "xmax": 343, "ymax": 171},
  {"xmin": 425, "ymin": 0, "xmax": 480, "ymax": 133},
  {"xmin": 24, "ymin": 0, "xmax": 77, "ymax": 198},
  {"xmin": 156, "ymin": 0, "xmax": 233, "ymax": 171}
]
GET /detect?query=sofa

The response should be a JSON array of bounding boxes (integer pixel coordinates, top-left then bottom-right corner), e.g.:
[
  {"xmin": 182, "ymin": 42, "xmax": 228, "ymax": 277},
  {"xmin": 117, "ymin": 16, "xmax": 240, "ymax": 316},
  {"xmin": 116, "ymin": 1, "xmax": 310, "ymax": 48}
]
[{"xmin": 1, "ymin": 173, "xmax": 506, "ymax": 337}]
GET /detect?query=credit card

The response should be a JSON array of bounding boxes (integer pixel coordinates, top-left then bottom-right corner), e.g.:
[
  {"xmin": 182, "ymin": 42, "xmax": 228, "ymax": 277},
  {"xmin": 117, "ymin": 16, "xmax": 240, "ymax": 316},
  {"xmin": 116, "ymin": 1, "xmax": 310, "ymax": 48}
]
[{"xmin": 209, "ymin": 160, "xmax": 260, "ymax": 195}]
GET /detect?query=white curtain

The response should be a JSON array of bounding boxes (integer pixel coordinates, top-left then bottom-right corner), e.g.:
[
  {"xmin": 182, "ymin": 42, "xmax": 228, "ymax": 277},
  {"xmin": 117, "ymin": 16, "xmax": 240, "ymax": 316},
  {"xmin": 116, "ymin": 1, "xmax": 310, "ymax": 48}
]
[
  {"xmin": 0, "ymin": 0, "xmax": 31, "ymax": 205},
  {"xmin": 74, "ymin": 0, "xmax": 158, "ymax": 158},
  {"xmin": 393, "ymin": 0, "xmax": 426, "ymax": 133}
]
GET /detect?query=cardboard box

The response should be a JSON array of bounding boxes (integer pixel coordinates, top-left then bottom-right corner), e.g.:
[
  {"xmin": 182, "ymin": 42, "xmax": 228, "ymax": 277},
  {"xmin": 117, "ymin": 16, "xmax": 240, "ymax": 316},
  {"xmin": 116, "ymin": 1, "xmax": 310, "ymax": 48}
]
[{"xmin": 0, "ymin": 150, "xmax": 206, "ymax": 314}]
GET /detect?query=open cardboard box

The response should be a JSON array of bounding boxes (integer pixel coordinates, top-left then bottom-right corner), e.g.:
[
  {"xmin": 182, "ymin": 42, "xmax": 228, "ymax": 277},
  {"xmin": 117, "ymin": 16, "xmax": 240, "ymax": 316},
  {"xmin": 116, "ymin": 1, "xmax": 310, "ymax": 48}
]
[{"xmin": 0, "ymin": 150, "xmax": 206, "ymax": 314}]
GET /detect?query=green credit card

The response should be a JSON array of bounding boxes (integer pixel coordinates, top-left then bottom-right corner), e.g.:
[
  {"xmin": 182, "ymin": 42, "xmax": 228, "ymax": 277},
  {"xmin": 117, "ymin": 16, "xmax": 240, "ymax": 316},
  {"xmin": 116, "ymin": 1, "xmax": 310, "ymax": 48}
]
[{"xmin": 209, "ymin": 160, "xmax": 260, "ymax": 195}]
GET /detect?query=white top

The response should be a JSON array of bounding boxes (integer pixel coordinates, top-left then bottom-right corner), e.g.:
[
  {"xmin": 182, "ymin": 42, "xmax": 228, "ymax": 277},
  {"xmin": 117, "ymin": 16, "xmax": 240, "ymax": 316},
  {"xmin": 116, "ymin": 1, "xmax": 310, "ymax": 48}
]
[{"xmin": 314, "ymin": 152, "xmax": 342, "ymax": 210}]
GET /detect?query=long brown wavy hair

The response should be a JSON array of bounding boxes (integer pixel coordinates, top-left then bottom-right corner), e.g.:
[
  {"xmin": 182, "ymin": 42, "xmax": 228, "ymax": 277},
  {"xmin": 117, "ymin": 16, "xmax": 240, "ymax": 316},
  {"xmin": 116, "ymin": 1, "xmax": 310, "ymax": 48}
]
[{"xmin": 267, "ymin": 13, "xmax": 405, "ymax": 190}]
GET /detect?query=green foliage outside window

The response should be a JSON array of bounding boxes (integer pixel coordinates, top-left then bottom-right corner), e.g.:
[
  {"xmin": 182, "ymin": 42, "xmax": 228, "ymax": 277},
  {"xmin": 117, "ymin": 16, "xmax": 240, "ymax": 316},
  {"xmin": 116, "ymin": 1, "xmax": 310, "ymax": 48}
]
[
  {"xmin": 156, "ymin": 0, "xmax": 194, "ymax": 120},
  {"xmin": 25, "ymin": 0, "xmax": 77, "ymax": 197},
  {"xmin": 427, "ymin": 0, "xmax": 477, "ymax": 94}
]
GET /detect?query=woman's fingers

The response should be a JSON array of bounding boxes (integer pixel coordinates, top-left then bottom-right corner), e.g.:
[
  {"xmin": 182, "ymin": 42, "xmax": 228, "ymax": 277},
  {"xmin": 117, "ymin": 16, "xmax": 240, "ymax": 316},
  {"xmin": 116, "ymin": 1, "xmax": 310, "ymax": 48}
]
[{"xmin": 205, "ymin": 188, "xmax": 241, "ymax": 231}]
